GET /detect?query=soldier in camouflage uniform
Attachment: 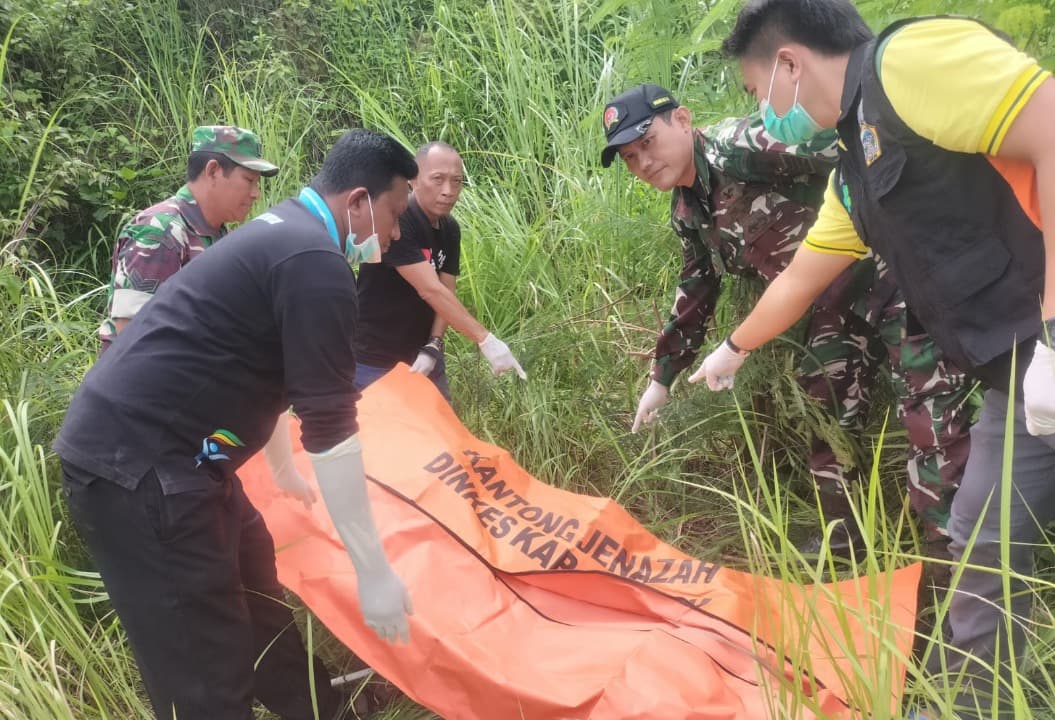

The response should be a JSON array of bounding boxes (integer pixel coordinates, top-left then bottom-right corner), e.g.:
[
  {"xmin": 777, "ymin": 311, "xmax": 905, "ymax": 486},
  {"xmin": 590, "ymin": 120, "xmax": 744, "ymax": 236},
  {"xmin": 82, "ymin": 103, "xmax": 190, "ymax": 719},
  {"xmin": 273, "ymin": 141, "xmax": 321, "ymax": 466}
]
[
  {"xmin": 600, "ymin": 84, "xmax": 974, "ymax": 546},
  {"xmin": 100, "ymin": 125, "xmax": 279, "ymax": 353}
]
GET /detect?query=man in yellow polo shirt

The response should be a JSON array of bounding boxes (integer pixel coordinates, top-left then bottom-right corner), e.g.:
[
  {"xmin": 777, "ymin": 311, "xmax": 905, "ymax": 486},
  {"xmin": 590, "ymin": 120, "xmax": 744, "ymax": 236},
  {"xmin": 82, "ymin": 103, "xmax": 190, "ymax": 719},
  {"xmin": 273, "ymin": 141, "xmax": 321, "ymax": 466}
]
[{"xmin": 711, "ymin": 1, "xmax": 1055, "ymax": 716}]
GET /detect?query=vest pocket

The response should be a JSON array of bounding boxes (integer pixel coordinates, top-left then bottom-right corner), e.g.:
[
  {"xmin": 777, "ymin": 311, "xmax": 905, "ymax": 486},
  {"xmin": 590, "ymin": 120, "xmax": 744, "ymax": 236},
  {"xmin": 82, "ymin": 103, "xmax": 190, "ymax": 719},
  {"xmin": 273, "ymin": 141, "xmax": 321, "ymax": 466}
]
[{"xmin": 926, "ymin": 236, "xmax": 1011, "ymax": 307}]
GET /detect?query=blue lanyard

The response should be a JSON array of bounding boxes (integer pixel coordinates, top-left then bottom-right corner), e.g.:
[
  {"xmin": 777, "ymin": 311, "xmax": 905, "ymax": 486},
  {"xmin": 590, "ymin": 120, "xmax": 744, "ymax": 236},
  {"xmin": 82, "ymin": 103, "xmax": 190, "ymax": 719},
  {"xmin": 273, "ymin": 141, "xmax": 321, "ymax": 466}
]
[{"xmin": 298, "ymin": 187, "xmax": 340, "ymax": 249}]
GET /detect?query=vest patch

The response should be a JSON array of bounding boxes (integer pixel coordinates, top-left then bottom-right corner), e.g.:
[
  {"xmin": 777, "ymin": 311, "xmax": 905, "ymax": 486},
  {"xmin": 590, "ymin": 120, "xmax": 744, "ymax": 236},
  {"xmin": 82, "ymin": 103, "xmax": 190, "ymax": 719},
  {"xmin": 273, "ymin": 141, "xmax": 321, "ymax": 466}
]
[{"xmin": 860, "ymin": 122, "xmax": 882, "ymax": 166}]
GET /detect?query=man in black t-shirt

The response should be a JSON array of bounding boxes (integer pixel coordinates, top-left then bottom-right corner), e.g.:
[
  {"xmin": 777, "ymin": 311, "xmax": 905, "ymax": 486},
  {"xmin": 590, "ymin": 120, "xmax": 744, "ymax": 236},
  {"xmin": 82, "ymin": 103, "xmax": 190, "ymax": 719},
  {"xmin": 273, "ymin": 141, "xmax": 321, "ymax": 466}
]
[
  {"xmin": 355, "ymin": 141, "xmax": 525, "ymax": 400},
  {"xmin": 53, "ymin": 129, "xmax": 416, "ymax": 720}
]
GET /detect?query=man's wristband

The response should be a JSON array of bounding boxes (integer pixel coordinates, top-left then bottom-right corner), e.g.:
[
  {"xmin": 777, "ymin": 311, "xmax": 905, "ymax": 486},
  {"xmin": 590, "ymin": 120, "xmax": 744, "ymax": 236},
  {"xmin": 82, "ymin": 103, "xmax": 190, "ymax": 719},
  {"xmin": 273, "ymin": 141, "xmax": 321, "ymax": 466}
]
[
  {"xmin": 420, "ymin": 336, "xmax": 445, "ymax": 361},
  {"xmin": 725, "ymin": 336, "xmax": 750, "ymax": 356}
]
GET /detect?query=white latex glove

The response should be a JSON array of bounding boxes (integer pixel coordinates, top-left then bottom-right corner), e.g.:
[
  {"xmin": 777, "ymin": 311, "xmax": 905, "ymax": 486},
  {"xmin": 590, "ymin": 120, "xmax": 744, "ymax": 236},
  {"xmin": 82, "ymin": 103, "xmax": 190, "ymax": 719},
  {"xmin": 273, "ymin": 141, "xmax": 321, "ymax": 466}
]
[
  {"xmin": 263, "ymin": 414, "xmax": 316, "ymax": 509},
  {"xmin": 478, "ymin": 332, "xmax": 527, "ymax": 379},
  {"xmin": 688, "ymin": 340, "xmax": 749, "ymax": 391},
  {"xmin": 308, "ymin": 434, "xmax": 413, "ymax": 643},
  {"xmin": 1024, "ymin": 338, "xmax": 1055, "ymax": 436},
  {"xmin": 409, "ymin": 350, "xmax": 437, "ymax": 375},
  {"xmin": 631, "ymin": 380, "xmax": 670, "ymax": 433}
]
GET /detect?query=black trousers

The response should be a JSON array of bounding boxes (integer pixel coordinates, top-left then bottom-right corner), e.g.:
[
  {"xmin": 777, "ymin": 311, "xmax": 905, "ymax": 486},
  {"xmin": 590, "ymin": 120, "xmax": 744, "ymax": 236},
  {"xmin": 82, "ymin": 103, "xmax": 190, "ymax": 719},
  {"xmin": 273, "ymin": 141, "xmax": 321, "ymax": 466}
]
[{"xmin": 62, "ymin": 462, "xmax": 343, "ymax": 720}]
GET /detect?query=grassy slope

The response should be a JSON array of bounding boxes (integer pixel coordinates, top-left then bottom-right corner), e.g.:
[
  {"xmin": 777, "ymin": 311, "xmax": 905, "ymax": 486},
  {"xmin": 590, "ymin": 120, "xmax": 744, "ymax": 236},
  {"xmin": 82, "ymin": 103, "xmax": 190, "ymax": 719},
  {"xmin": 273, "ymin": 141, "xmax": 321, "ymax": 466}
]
[{"xmin": 3, "ymin": 0, "xmax": 1055, "ymax": 717}]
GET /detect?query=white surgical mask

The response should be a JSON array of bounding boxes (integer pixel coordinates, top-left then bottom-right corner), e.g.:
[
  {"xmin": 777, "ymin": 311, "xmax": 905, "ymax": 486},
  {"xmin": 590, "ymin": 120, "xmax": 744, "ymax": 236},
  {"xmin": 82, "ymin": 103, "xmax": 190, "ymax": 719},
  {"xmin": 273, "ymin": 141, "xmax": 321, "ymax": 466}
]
[{"xmin": 345, "ymin": 194, "xmax": 381, "ymax": 265}]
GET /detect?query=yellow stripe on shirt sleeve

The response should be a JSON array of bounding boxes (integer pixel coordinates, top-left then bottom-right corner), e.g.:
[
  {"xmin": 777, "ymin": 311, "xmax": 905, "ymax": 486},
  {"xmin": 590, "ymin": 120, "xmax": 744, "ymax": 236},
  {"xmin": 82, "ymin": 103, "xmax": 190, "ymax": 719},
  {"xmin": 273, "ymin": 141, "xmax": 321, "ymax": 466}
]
[
  {"xmin": 982, "ymin": 66, "xmax": 1051, "ymax": 154},
  {"xmin": 802, "ymin": 174, "xmax": 868, "ymax": 258},
  {"xmin": 803, "ymin": 239, "xmax": 869, "ymax": 258}
]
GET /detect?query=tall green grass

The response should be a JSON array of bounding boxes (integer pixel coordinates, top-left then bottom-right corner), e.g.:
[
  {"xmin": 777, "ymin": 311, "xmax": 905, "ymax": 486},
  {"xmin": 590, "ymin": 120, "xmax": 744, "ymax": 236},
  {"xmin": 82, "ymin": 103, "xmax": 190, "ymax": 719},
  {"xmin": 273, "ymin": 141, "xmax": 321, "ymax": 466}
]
[
  {"xmin": 4, "ymin": 0, "xmax": 1055, "ymax": 717},
  {"xmin": 0, "ymin": 252, "xmax": 150, "ymax": 718}
]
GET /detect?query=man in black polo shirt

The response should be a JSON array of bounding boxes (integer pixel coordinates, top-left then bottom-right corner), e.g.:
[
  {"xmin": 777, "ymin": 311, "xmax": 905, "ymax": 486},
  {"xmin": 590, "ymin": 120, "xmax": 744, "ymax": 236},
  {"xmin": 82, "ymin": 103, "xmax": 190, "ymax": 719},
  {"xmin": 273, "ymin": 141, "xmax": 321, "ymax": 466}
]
[
  {"xmin": 53, "ymin": 129, "xmax": 416, "ymax": 720},
  {"xmin": 355, "ymin": 141, "xmax": 525, "ymax": 400}
]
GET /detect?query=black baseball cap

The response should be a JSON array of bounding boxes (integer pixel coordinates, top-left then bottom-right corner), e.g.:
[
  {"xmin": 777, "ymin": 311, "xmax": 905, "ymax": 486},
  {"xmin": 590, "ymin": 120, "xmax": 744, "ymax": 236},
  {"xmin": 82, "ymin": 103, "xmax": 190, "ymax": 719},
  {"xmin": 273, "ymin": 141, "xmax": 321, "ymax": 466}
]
[{"xmin": 600, "ymin": 84, "xmax": 680, "ymax": 168}]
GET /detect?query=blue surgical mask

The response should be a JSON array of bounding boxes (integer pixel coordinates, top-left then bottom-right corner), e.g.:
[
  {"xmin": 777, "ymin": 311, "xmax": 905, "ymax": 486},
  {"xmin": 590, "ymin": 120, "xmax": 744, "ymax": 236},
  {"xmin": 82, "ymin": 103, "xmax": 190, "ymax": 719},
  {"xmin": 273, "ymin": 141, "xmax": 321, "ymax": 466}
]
[
  {"xmin": 760, "ymin": 58, "xmax": 825, "ymax": 146},
  {"xmin": 345, "ymin": 194, "xmax": 381, "ymax": 265}
]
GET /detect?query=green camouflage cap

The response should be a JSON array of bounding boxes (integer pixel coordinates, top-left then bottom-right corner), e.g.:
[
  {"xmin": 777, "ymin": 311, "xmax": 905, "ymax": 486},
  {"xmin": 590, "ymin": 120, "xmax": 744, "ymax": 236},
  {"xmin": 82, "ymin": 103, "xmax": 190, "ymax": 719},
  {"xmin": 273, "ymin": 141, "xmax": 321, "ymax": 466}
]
[{"xmin": 190, "ymin": 125, "xmax": 279, "ymax": 177}]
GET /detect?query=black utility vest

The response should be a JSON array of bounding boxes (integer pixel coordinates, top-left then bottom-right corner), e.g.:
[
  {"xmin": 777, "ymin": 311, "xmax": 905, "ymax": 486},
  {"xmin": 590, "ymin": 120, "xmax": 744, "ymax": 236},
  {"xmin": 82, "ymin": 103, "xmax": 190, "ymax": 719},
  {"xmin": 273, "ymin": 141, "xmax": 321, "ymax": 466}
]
[{"xmin": 834, "ymin": 17, "xmax": 1043, "ymax": 391}]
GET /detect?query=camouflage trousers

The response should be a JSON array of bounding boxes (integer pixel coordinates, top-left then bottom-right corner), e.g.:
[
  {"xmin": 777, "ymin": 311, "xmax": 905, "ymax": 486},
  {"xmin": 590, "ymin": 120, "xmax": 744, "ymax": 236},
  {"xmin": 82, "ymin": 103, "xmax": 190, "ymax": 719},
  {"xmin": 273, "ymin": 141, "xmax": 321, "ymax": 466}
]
[{"xmin": 797, "ymin": 284, "xmax": 976, "ymax": 541}]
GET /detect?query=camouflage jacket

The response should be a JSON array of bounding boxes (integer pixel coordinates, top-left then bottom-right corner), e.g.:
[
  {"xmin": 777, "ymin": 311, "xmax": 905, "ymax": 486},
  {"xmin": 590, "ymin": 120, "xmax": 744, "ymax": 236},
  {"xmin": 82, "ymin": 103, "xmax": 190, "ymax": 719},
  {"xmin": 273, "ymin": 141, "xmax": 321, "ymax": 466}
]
[
  {"xmin": 652, "ymin": 116, "xmax": 841, "ymax": 386},
  {"xmin": 99, "ymin": 185, "xmax": 225, "ymax": 352}
]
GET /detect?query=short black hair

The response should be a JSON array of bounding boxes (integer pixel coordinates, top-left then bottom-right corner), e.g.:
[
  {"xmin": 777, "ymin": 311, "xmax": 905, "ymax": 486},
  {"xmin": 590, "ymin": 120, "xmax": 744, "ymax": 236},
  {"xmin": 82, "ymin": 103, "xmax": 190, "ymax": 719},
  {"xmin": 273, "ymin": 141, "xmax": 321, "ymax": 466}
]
[
  {"xmin": 415, "ymin": 140, "xmax": 459, "ymax": 163},
  {"xmin": 186, "ymin": 151, "xmax": 239, "ymax": 182},
  {"xmin": 722, "ymin": 0, "xmax": 874, "ymax": 60},
  {"xmin": 654, "ymin": 108, "xmax": 677, "ymax": 125},
  {"xmin": 312, "ymin": 129, "xmax": 418, "ymax": 197}
]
